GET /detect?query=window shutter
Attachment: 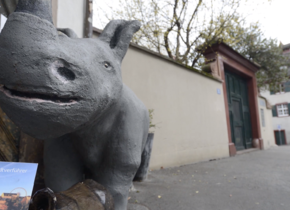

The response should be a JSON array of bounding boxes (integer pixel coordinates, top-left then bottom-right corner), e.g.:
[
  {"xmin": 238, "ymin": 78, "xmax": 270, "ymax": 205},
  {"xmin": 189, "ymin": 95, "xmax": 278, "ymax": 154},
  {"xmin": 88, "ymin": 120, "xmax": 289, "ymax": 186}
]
[
  {"xmin": 284, "ymin": 81, "xmax": 290, "ymax": 92},
  {"xmin": 288, "ymin": 103, "xmax": 290, "ymax": 115},
  {"xmin": 272, "ymin": 105, "xmax": 277, "ymax": 117}
]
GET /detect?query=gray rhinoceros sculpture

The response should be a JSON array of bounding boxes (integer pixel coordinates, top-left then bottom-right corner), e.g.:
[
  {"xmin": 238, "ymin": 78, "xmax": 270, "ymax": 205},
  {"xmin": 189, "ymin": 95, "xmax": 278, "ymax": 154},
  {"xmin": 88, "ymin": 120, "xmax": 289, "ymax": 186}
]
[{"xmin": 0, "ymin": 0, "xmax": 149, "ymax": 209}]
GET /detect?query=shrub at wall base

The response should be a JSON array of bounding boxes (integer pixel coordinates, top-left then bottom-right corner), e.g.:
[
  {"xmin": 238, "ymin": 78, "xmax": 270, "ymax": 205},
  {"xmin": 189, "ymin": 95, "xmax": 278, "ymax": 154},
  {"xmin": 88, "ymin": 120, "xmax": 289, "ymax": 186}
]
[{"xmin": 134, "ymin": 109, "xmax": 155, "ymax": 181}]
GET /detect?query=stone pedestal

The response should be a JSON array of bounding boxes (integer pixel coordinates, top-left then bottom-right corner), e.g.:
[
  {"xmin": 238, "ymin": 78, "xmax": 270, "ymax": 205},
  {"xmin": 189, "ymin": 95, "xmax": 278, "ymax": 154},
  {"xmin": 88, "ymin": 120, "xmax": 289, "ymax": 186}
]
[
  {"xmin": 259, "ymin": 138, "xmax": 264, "ymax": 150},
  {"xmin": 229, "ymin": 142, "xmax": 236, "ymax": 156}
]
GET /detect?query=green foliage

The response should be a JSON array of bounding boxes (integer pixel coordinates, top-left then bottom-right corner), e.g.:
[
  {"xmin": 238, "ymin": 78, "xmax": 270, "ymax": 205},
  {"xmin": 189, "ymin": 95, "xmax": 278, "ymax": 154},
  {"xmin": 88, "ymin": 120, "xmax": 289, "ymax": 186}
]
[
  {"xmin": 148, "ymin": 109, "xmax": 156, "ymax": 132},
  {"xmin": 222, "ymin": 23, "xmax": 290, "ymax": 90}
]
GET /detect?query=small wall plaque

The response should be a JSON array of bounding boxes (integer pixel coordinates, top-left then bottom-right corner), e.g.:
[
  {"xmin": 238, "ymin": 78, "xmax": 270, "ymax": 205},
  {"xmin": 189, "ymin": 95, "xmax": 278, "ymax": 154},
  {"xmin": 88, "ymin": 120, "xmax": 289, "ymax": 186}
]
[{"xmin": 217, "ymin": 88, "xmax": 221, "ymax": 95}]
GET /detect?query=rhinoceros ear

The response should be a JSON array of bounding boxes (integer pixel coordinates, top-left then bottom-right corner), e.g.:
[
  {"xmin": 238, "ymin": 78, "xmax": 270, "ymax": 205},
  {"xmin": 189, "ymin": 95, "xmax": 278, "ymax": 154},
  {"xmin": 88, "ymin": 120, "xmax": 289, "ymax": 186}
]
[
  {"xmin": 99, "ymin": 20, "xmax": 141, "ymax": 61},
  {"xmin": 15, "ymin": 0, "xmax": 53, "ymax": 24}
]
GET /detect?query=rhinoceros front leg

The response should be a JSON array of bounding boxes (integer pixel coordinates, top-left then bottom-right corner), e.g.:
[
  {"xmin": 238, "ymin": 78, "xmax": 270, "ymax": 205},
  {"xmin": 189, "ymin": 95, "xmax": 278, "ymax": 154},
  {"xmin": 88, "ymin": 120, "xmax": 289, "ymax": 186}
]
[
  {"xmin": 91, "ymin": 160, "xmax": 140, "ymax": 210},
  {"xmin": 44, "ymin": 135, "xmax": 84, "ymax": 192}
]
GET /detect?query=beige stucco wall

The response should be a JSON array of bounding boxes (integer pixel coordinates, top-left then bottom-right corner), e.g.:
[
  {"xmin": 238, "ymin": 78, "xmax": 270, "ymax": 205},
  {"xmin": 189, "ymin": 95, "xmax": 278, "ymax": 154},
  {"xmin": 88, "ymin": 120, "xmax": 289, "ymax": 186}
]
[
  {"xmin": 55, "ymin": 0, "xmax": 86, "ymax": 38},
  {"xmin": 121, "ymin": 47, "xmax": 229, "ymax": 169},
  {"xmin": 258, "ymin": 97, "xmax": 276, "ymax": 149}
]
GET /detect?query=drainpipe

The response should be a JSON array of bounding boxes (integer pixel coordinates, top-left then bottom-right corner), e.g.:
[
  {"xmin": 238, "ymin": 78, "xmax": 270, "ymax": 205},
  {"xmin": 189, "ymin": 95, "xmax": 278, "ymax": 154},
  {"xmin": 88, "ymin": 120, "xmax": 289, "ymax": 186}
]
[{"xmin": 84, "ymin": 0, "xmax": 93, "ymax": 38}]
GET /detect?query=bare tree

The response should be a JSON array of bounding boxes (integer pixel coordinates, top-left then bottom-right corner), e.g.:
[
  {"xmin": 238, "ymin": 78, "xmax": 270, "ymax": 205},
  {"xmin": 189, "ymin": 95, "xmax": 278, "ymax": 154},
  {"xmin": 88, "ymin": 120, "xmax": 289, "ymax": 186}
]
[{"xmin": 103, "ymin": 0, "xmax": 252, "ymax": 67}]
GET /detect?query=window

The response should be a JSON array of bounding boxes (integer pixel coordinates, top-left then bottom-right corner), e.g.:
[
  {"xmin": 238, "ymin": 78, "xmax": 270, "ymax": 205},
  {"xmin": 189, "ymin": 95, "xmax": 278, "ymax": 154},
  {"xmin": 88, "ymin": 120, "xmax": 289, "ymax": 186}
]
[
  {"xmin": 270, "ymin": 84, "xmax": 282, "ymax": 95},
  {"xmin": 277, "ymin": 104, "xmax": 288, "ymax": 117},
  {"xmin": 284, "ymin": 80, "xmax": 290, "ymax": 92},
  {"xmin": 270, "ymin": 79, "xmax": 290, "ymax": 94},
  {"xmin": 259, "ymin": 98, "xmax": 266, "ymax": 107},
  {"xmin": 260, "ymin": 109, "xmax": 265, "ymax": 127},
  {"xmin": 281, "ymin": 83, "xmax": 285, "ymax": 92}
]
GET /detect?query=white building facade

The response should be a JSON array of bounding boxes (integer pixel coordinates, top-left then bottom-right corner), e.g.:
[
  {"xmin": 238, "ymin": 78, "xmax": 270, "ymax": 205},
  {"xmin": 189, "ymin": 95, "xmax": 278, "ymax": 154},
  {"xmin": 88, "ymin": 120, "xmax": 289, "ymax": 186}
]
[
  {"xmin": 260, "ymin": 44, "xmax": 290, "ymax": 145},
  {"xmin": 261, "ymin": 89, "xmax": 290, "ymax": 145}
]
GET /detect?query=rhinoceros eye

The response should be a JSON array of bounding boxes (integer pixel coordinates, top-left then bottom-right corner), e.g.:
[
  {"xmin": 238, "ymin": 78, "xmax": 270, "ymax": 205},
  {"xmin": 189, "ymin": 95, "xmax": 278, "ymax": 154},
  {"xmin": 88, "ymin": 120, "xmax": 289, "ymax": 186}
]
[
  {"xmin": 102, "ymin": 61, "xmax": 113, "ymax": 71},
  {"xmin": 104, "ymin": 62, "xmax": 111, "ymax": 68}
]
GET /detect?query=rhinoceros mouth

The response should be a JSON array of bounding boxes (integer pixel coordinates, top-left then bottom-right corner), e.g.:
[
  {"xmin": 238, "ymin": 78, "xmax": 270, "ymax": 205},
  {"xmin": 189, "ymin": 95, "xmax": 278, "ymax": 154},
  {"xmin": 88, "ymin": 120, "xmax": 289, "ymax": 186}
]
[{"xmin": 0, "ymin": 85, "xmax": 78, "ymax": 104}]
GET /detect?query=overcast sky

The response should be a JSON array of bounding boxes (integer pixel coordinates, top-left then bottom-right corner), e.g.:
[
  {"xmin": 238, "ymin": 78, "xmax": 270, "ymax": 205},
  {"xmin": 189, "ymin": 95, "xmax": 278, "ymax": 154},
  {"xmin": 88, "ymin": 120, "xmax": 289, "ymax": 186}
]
[
  {"xmin": 94, "ymin": 0, "xmax": 290, "ymax": 45},
  {"xmin": 244, "ymin": 0, "xmax": 290, "ymax": 45}
]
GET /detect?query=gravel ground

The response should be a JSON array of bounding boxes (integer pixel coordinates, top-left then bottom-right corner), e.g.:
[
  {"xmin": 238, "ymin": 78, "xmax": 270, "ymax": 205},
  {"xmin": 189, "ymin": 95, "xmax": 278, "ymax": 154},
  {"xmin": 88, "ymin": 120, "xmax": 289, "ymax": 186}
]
[{"xmin": 129, "ymin": 145, "xmax": 290, "ymax": 210}]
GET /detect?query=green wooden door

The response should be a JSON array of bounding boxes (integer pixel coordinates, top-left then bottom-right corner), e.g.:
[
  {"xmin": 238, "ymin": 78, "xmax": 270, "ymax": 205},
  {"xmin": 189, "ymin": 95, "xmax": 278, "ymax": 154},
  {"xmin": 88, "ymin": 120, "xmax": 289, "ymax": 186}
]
[
  {"xmin": 225, "ymin": 70, "xmax": 252, "ymax": 150},
  {"xmin": 274, "ymin": 131, "xmax": 286, "ymax": 145}
]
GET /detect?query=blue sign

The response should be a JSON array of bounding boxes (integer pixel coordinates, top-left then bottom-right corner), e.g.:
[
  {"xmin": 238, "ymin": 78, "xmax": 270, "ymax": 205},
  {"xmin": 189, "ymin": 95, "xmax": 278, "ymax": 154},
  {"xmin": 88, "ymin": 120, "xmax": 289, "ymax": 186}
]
[
  {"xmin": 277, "ymin": 124, "xmax": 281, "ymax": 130},
  {"xmin": 0, "ymin": 162, "xmax": 38, "ymax": 210},
  {"xmin": 217, "ymin": 88, "xmax": 221, "ymax": 95}
]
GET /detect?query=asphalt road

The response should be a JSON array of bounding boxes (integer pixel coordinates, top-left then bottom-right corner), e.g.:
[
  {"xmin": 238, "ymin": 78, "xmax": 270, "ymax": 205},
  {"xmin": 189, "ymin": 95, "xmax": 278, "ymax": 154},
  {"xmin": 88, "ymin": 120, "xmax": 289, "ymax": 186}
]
[{"xmin": 129, "ymin": 145, "xmax": 290, "ymax": 210}]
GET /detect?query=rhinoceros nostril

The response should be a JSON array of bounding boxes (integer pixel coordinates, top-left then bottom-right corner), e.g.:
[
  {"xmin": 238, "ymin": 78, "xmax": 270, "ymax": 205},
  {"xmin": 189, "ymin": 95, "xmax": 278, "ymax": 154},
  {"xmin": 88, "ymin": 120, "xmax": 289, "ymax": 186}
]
[{"xmin": 57, "ymin": 67, "xmax": 76, "ymax": 81}]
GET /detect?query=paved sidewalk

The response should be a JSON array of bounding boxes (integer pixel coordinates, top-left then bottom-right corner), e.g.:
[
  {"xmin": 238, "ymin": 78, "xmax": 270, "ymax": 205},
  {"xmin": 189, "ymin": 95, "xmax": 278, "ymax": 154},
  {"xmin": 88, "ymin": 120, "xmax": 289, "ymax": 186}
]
[{"xmin": 129, "ymin": 146, "xmax": 290, "ymax": 210}]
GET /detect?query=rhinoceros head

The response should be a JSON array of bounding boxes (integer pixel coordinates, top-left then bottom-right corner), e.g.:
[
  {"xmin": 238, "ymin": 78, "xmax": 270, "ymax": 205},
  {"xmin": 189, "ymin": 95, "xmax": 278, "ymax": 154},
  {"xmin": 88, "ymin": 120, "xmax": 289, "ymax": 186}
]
[{"xmin": 0, "ymin": 0, "xmax": 140, "ymax": 139}]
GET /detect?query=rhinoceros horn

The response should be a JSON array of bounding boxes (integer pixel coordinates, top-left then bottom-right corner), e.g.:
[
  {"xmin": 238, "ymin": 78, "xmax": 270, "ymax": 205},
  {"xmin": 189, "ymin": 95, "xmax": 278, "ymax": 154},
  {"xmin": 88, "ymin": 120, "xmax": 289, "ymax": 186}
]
[{"xmin": 15, "ymin": 0, "xmax": 53, "ymax": 23}]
